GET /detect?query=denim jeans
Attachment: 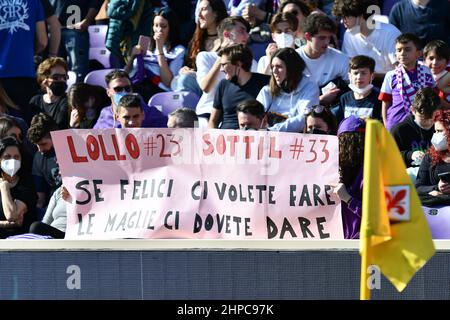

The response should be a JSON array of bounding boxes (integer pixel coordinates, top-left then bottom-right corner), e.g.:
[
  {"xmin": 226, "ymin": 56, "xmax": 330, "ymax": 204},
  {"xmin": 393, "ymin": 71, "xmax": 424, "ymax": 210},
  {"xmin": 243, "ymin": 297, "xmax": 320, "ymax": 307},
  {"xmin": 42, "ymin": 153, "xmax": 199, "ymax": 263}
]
[{"xmin": 60, "ymin": 28, "xmax": 90, "ymax": 83}]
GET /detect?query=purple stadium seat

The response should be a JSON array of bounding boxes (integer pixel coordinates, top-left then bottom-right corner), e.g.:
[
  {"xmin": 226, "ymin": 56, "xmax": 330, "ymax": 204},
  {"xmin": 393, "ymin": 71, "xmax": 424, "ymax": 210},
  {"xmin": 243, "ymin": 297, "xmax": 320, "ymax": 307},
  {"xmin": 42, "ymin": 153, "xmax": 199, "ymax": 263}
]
[
  {"xmin": 89, "ymin": 47, "xmax": 112, "ymax": 69},
  {"xmin": 88, "ymin": 25, "xmax": 108, "ymax": 48},
  {"xmin": 148, "ymin": 91, "xmax": 200, "ymax": 116},
  {"xmin": 84, "ymin": 68, "xmax": 117, "ymax": 88}
]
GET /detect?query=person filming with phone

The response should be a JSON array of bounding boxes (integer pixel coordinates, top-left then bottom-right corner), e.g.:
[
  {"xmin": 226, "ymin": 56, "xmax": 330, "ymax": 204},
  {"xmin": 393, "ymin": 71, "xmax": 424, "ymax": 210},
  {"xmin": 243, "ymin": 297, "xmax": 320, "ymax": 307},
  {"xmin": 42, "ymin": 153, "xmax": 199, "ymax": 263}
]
[{"xmin": 415, "ymin": 109, "xmax": 450, "ymax": 205}]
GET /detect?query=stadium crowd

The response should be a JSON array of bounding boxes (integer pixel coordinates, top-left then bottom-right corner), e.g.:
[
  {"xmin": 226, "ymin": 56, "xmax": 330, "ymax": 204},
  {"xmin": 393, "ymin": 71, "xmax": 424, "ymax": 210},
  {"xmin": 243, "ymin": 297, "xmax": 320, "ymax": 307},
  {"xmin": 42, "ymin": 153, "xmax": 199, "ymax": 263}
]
[{"xmin": 0, "ymin": 0, "xmax": 449, "ymax": 239}]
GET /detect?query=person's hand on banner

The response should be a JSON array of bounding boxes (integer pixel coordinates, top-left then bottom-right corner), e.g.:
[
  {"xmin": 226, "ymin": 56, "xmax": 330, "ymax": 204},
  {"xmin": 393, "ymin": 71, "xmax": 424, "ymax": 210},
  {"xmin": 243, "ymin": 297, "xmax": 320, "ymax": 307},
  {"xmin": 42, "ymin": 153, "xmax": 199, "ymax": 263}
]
[
  {"xmin": 61, "ymin": 185, "xmax": 72, "ymax": 203},
  {"xmin": 329, "ymin": 182, "xmax": 352, "ymax": 204}
]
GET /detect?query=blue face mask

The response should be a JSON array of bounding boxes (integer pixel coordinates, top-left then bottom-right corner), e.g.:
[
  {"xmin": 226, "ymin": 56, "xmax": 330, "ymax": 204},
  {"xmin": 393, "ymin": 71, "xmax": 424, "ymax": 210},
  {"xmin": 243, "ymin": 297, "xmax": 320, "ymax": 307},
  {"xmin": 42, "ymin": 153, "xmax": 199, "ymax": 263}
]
[{"xmin": 113, "ymin": 92, "xmax": 128, "ymax": 106}]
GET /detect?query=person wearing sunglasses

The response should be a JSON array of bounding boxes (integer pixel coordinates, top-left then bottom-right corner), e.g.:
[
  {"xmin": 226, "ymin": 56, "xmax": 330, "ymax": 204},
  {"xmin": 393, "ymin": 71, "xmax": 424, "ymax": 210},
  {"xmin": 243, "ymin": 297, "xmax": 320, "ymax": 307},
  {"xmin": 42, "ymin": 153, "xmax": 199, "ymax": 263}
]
[
  {"xmin": 29, "ymin": 57, "xmax": 69, "ymax": 129},
  {"xmin": 94, "ymin": 69, "xmax": 167, "ymax": 129},
  {"xmin": 256, "ymin": 47, "xmax": 320, "ymax": 132},
  {"xmin": 303, "ymin": 105, "xmax": 337, "ymax": 135}
]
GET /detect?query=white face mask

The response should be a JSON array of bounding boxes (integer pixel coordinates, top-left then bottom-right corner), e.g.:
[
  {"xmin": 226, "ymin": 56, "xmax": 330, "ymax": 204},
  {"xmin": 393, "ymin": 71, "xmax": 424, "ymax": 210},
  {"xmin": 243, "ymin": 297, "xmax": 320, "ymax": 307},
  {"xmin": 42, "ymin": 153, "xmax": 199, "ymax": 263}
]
[
  {"xmin": 1, "ymin": 159, "xmax": 21, "ymax": 177},
  {"xmin": 348, "ymin": 83, "xmax": 373, "ymax": 95},
  {"xmin": 274, "ymin": 33, "xmax": 294, "ymax": 49},
  {"xmin": 431, "ymin": 132, "xmax": 448, "ymax": 151}
]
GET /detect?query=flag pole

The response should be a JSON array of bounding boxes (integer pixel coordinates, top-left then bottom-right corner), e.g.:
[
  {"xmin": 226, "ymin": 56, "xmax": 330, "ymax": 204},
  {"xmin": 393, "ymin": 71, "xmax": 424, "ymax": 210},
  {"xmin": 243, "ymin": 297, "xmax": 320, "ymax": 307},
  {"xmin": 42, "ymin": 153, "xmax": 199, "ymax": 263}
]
[{"xmin": 360, "ymin": 236, "xmax": 371, "ymax": 300}]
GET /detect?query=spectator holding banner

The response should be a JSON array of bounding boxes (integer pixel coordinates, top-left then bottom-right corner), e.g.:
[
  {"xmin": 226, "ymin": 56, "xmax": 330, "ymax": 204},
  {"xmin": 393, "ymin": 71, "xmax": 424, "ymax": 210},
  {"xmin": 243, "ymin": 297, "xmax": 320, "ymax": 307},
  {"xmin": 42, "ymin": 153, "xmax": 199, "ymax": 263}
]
[
  {"xmin": 236, "ymin": 99, "xmax": 267, "ymax": 130},
  {"xmin": 331, "ymin": 115, "xmax": 365, "ymax": 239},
  {"xmin": 303, "ymin": 105, "xmax": 337, "ymax": 135},
  {"xmin": 0, "ymin": 137, "xmax": 37, "ymax": 239},
  {"xmin": 29, "ymin": 185, "xmax": 67, "ymax": 239}
]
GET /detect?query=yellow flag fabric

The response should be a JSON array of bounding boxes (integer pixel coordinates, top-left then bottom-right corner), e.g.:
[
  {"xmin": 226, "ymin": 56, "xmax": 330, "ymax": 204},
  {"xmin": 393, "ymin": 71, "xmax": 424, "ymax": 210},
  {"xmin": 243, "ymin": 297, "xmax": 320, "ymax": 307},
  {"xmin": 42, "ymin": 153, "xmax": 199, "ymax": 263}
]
[{"xmin": 360, "ymin": 119, "xmax": 435, "ymax": 292}]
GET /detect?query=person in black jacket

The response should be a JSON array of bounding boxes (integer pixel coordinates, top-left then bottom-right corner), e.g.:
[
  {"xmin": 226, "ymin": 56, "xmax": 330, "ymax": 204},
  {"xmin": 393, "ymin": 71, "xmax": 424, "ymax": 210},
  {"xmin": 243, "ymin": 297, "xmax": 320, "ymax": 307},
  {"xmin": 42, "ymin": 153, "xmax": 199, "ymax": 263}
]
[
  {"xmin": 391, "ymin": 87, "xmax": 440, "ymax": 168},
  {"xmin": 415, "ymin": 109, "xmax": 450, "ymax": 203}
]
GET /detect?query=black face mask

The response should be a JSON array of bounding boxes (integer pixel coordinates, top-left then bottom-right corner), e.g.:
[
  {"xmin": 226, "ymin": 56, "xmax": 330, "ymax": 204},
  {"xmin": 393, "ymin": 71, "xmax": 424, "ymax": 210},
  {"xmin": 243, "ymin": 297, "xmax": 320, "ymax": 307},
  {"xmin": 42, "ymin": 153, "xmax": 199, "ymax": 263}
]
[
  {"xmin": 307, "ymin": 128, "xmax": 329, "ymax": 135},
  {"xmin": 49, "ymin": 82, "xmax": 67, "ymax": 96}
]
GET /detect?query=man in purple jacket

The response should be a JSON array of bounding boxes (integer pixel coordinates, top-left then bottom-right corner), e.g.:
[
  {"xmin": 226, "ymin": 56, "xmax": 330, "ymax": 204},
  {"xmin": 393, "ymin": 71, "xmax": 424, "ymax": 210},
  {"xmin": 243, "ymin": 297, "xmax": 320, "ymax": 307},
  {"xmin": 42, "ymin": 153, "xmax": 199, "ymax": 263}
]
[{"xmin": 94, "ymin": 69, "xmax": 167, "ymax": 129}]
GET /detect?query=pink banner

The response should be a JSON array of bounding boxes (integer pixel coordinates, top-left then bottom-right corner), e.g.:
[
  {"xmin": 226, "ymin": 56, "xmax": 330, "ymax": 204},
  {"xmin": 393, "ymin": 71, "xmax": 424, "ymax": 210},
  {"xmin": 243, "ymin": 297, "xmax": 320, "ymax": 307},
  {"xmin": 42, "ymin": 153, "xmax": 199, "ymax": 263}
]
[{"xmin": 51, "ymin": 129, "xmax": 343, "ymax": 239}]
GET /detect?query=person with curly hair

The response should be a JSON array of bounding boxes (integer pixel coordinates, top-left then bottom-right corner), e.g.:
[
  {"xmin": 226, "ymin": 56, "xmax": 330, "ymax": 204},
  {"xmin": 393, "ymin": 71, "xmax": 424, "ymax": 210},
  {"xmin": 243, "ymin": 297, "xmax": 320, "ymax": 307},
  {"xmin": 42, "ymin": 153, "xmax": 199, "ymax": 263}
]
[
  {"xmin": 331, "ymin": 115, "xmax": 365, "ymax": 239},
  {"xmin": 415, "ymin": 110, "xmax": 450, "ymax": 203}
]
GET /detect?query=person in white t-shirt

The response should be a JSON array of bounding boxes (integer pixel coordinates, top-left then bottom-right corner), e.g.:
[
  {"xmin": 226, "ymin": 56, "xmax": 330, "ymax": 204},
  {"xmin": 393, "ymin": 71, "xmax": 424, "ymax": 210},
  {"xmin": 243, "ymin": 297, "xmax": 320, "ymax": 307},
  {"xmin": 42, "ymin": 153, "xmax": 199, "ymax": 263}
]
[
  {"xmin": 196, "ymin": 16, "xmax": 253, "ymax": 117},
  {"xmin": 332, "ymin": 0, "xmax": 401, "ymax": 86},
  {"xmin": 257, "ymin": 12, "xmax": 298, "ymax": 75},
  {"xmin": 296, "ymin": 13, "xmax": 349, "ymax": 106}
]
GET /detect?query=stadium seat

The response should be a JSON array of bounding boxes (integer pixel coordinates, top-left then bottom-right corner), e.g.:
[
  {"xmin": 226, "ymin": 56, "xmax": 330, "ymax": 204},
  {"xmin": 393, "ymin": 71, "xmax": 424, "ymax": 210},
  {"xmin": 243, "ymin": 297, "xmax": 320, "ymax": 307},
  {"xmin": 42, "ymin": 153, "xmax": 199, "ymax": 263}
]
[
  {"xmin": 88, "ymin": 25, "xmax": 108, "ymax": 48},
  {"xmin": 84, "ymin": 68, "xmax": 116, "ymax": 88},
  {"xmin": 67, "ymin": 70, "xmax": 77, "ymax": 90},
  {"xmin": 148, "ymin": 91, "xmax": 200, "ymax": 116},
  {"xmin": 89, "ymin": 47, "xmax": 112, "ymax": 69}
]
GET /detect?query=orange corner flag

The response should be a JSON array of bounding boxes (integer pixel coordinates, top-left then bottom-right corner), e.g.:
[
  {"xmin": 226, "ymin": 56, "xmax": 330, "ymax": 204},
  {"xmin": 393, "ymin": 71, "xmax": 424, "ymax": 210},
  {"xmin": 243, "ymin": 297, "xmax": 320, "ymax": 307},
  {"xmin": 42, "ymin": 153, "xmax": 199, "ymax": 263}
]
[{"xmin": 360, "ymin": 120, "xmax": 435, "ymax": 299}]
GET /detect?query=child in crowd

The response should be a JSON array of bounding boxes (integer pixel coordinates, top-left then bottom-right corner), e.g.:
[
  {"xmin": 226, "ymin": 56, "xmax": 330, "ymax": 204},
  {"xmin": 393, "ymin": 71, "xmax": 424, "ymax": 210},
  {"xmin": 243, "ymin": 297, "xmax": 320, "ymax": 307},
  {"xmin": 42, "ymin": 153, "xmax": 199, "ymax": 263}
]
[
  {"xmin": 332, "ymin": 55, "xmax": 381, "ymax": 124},
  {"xmin": 391, "ymin": 87, "xmax": 440, "ymax": 168},
  {"xmin": 423, "ymin": 40, "xmax": 450, "ymax": 108},
  {"xmin": 379, "ymin": 33, "xmax": 435, "ymax": 131}
]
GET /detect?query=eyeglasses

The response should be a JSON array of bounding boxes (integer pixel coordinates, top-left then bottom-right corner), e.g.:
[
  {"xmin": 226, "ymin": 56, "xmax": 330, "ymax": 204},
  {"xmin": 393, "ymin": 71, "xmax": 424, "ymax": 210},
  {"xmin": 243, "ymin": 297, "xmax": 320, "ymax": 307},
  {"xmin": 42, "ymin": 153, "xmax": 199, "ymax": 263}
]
[
  {"xmin": 304, "ymin": 105, "xmax": 325, "ymax": 115},
  {"xmin": 48, "ymin": 73, "xmax": 68, "ymax": 81},
  {"xmin": 113, "ymin": 85, "xmax": 132, "ymax": 93},
  {"xmin": 220, "ymin": 61, "xmax": 232, "ymax": 68}
]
